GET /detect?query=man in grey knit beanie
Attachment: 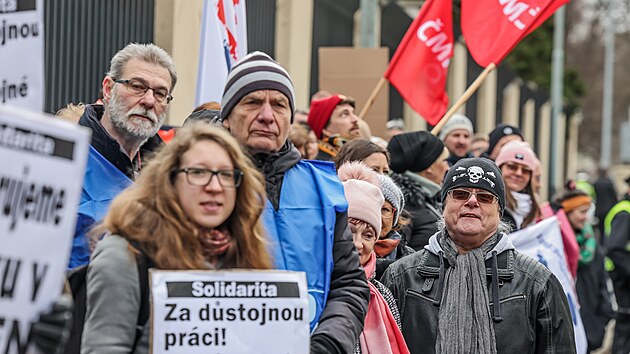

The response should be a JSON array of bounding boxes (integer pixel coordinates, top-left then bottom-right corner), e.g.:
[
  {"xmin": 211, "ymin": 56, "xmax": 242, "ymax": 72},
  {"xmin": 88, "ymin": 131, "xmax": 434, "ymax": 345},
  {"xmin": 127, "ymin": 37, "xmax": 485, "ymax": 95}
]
[{"xmin": 221, "ymin": 51, "xmax": 369, "ymax": 354}]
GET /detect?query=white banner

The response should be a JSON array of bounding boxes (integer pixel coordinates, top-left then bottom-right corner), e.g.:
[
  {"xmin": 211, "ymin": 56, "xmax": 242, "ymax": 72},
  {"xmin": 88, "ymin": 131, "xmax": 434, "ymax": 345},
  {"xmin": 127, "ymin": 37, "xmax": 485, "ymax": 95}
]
[
  {"xmin": 195, "ymin": 0, "xmax": 247, "ymax": 106},
  {"xmin": 0, "ymin": 0, "xmax": 45, "ymax": 111},
  {"xmin": 0, "ymin": 105, "xmax": 90, "ymax": 353},
  {"xmin": 150, "ymin": 269, "xmax": 309, "ymax": 354},
  {"xmin": 509, "ymin": 217, "xmax": 588, "ymax": 354}
]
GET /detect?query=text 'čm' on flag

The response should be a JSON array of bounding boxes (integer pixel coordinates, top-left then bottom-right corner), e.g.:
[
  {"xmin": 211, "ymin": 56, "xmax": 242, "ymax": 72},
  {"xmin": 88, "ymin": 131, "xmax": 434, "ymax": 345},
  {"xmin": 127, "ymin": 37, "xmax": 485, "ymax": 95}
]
[
  {"xmin": 461, "ymin": 0, "xmax": 570, "ymax": 68},
  {"xmin": 384, "ymin": 0, "xmax": 454, "ymax": 126}
]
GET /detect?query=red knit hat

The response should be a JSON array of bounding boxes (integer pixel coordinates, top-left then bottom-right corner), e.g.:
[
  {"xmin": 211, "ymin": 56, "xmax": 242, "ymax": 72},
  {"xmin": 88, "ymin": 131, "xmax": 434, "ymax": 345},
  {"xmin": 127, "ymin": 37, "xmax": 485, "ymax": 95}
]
[{"xmin": 307, "ymin": 95, "xmax": 344, "ymax": 139}]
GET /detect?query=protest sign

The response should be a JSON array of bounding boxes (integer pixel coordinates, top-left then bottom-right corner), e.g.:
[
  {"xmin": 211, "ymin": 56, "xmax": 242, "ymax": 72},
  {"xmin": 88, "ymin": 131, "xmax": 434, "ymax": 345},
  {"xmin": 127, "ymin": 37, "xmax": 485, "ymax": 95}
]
[
  {"xmin": 509, "ymin": 217, "xmax": 588, "ymax": 354},
  {"xmin": 0, "ymin": 105, "xmax": 90, "ymax": 354},
  {"xmin": 151, "ymin": 270, "xmax": 309, "ymax": 354},
  {"xmin": 319, "ymin": 47, "xmax": 389, "ymax": 137},
  {"xmin": 0, "ymin": 0, "xmax": 45, "ymax": 110}
]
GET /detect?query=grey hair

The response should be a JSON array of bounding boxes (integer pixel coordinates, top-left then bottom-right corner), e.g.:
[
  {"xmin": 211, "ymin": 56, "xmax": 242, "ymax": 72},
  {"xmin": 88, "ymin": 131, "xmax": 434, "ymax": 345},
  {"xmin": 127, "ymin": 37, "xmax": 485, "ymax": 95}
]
[
  {"xmin": 107, "ymin": 43, "xmax": 177, "ymax": 90},
  {"xmin": 435, "ymin": 215, "xmax": 513, "ymax": 236}
]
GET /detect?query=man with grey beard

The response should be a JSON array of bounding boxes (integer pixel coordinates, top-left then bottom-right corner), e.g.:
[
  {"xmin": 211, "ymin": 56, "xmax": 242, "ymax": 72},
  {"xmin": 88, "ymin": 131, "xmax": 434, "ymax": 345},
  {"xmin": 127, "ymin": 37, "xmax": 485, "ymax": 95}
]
[{"xmin": 69, "ymin": 42, "xmax": 177, "ymax": 268}]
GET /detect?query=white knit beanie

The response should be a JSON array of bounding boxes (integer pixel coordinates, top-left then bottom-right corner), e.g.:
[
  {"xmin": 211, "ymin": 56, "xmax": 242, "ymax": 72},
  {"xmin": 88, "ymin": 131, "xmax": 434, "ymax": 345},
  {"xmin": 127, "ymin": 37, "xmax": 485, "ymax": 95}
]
[
  {"xmin": 438, "ymin": 113, "xmax": 474, "ymax": 140},
  {"xmin": 338, "ymin": 162, "xmax": 384, "ymax": 235}
]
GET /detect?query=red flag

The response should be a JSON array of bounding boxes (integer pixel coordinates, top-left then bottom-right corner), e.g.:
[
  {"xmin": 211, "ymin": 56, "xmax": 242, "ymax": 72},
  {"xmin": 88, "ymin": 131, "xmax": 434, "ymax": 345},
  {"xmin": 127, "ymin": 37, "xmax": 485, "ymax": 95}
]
[
  {"xmin": 462, "ymin": 0, "xmax": 569, "ymax": 68},
  {"xmin": 384, "ymin": 0, "xmax": 453, "ymax": 126}
]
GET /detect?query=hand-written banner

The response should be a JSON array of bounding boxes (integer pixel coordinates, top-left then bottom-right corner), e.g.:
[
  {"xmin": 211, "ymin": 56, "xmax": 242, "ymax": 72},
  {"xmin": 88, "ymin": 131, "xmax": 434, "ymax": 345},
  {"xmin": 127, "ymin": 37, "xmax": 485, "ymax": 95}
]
[
  {"xmin": 150, "ymin": 270, "xmax": 309, "ymax": 354},
  {"xmin": 508, "ymin": 217, "xmax": 587, "ymax": 354},
  {"xmin": 0, "ymin": 105, "xmax": 90, "ymax": 354}
]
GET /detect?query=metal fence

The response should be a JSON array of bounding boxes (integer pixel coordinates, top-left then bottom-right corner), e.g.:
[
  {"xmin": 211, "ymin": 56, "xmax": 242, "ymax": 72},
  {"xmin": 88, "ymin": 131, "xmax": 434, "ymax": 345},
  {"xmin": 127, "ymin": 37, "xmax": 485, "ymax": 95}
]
[
  {"xmin": 44, "ymin": 0, "xmax": 154, "ymax": 114},
  {"xmin": 246, "ymin": 0, "xmax": 275, "ymax": 56}
]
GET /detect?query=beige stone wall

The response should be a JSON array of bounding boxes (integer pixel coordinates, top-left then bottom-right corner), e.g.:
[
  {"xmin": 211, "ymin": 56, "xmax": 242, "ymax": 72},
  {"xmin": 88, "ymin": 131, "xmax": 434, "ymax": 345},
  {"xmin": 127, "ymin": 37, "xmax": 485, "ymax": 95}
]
[
  {"xmin": 476, "ymin": 69, "xmax": 497, "ymax": 136},
  {"xmin": 522, "ymin": 99, "xmax": 536, "ymax": 147},
  {"xmin": 447, "ymin": 42, "xmax": 468, "ymax": 116},
  {"xmin": 538, "ymin": 102, "xmax": 551, "ymax": 202},
  {"xmin": 502, "ymin": 80, "xmax": 520, "ymax": 127},
  {"xmin": 275, "ymin": 0, "xmax": 314, "ymax": 110},
  {"xmin": 154, "ymin": 0, "xmax": 204, "ymax": 126},
  {"xmin": 566, "ymin": 113, "xmax": 582, "ymax": 182}
]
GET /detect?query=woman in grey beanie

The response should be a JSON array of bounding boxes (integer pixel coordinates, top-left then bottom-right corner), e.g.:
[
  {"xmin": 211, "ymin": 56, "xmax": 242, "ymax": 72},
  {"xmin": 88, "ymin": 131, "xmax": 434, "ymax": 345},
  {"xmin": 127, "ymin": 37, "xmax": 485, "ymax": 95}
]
[{"xmin": 374, "ymin": 174, "xmax": 415, "ymax": 279}]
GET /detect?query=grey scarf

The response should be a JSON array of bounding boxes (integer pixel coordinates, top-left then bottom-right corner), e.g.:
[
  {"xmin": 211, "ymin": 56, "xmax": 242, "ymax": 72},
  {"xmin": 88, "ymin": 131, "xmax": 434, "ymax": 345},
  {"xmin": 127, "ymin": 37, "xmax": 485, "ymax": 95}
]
[{"xmin": 435, "ymin": 232, "xmax": 499, "ymax": 354}]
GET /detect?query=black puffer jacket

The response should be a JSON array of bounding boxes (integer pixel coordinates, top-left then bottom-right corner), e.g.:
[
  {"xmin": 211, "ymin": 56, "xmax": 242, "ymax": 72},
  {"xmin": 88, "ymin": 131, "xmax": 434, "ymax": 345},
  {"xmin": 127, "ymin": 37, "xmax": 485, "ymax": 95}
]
[
  {"xmin": 391, "ymin": 172, "xmax": 441, "ymax": 251},
  {"xmin": 576, "ymin": 247, "xmax": 614, "ymax": 350},
  {"xmin": 606, "ymin": 195, "xmax": 630, "ymax": 354},
  {"xmin": 381, "ymin": 232, "xmax": 576, "ymax": 354},
  {"xmin": 252, "ymin": 141, "xmax": 370, "ymax": 354}
]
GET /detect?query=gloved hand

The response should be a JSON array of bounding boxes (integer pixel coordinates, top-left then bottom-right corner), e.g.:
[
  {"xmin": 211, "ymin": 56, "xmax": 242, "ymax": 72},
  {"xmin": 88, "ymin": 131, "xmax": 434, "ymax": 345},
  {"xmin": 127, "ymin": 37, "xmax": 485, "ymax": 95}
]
[{"xmin": 31, "ymin": 293, "xmax": 73, "ymax": 354}]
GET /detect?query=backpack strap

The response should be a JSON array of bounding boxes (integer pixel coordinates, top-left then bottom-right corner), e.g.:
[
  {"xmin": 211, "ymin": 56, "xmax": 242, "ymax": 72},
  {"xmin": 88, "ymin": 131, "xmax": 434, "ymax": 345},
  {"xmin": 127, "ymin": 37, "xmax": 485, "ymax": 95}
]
[{"xmin": 127, "ymin": 239, "xmax": 155, "ymax": 352}]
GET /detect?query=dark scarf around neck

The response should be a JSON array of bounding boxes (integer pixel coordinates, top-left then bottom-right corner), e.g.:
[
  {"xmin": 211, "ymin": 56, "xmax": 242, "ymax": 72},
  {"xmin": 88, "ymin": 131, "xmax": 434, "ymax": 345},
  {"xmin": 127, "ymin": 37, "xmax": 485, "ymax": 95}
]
[{"xmin": 434, "ymin": 231, "xmax": 500, "ymax": 354}]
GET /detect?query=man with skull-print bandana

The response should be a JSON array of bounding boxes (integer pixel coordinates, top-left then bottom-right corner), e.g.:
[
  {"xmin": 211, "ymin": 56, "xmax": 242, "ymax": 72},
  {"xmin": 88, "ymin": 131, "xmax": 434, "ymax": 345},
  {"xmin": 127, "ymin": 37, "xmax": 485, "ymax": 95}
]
[{"xmin": 382, "ymin": 157, "xmax": 576, "ymax": 354}]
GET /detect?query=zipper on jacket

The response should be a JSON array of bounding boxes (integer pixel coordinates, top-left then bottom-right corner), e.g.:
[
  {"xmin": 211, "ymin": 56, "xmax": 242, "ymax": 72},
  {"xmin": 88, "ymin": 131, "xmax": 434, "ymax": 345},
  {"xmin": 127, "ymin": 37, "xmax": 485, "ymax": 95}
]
[
  {"xmin": 489, "ymin": 293, "xmax": 526, "ymax": 306},
  {"xmin": 407, "ymin": 288, "xmax": 436, "ymax": 303}
]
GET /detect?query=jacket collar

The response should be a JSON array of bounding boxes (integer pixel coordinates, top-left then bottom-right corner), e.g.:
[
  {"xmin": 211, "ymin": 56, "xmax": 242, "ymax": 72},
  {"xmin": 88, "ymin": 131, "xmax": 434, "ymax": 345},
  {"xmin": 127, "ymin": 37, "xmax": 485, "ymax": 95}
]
[
  {"xmin": 252, "ymin": 139, "xmax": 301, "ymax": 177},
  {"xmin": 403, "ymin": 171, "xmax": 441, "ymax": 198},
  {"xmin": 418, "ymin": 232, "xmax": 516, "ymax": 280},
  {"xmin": 78, "ymin": 104, "xmax": 163, "ymax": 180}
]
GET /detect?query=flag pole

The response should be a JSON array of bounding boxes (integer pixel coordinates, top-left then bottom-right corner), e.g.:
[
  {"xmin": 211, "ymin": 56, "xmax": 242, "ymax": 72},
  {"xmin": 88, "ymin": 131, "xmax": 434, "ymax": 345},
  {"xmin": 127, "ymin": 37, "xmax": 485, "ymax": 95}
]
[
  {"xmin": 431, "ymin": 63, "xmax": 497, "ymax": 136},
  {"xmin": 359, "ymin": 77, "xmax": 387, "ymax": 119}
]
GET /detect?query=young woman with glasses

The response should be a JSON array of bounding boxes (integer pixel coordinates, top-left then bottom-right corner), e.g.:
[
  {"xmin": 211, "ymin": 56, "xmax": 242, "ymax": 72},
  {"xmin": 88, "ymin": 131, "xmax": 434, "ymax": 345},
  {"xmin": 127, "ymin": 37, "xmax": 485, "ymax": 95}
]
[
  {"xmin": 81, "ymin": 123, "xmax": 270, "ymax": 353},
  {"xmin": 495, "ymin": 140, "xmax": 541, "ymax": 230}
]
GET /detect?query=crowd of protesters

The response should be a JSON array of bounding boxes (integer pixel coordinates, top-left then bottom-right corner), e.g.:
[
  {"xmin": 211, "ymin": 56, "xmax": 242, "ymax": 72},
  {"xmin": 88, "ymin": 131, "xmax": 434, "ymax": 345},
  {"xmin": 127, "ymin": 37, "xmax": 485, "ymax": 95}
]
[{"xmin": 30, "ymin": 42, "xmax": 630, "ymax": 354}]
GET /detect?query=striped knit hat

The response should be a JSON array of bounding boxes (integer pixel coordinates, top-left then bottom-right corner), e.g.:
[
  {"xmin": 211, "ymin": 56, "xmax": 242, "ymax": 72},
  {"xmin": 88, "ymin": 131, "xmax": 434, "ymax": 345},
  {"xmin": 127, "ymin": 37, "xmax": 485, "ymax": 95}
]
[{"xmin": 221, "ymin": 51, "xmax": 296, "ymax": 122}]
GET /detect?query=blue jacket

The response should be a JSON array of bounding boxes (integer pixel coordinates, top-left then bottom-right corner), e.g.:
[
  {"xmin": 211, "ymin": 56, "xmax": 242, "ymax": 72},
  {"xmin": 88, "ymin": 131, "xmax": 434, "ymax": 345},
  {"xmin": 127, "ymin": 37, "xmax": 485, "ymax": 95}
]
[
  {"xmin": 263, "ymin": 160, "xmax": 347, "ymax": 330},
  {"xmin": 252, "ymin": 142, "xmax": 369, "ymax": 354},
  {"xmin": 69, "ymin": 105, "xmax": 163, "ymax": 269},
  {"xmin": 69, "ymin": 146, "xmax": 132, "ymax": 268}
]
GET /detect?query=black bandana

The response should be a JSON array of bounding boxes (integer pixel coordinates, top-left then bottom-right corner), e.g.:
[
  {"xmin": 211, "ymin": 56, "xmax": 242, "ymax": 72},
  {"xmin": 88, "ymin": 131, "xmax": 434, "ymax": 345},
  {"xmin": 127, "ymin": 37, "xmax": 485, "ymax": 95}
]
[{"xmin": 441, "ymin": 158, "xmax": 505, "ymax": 212}]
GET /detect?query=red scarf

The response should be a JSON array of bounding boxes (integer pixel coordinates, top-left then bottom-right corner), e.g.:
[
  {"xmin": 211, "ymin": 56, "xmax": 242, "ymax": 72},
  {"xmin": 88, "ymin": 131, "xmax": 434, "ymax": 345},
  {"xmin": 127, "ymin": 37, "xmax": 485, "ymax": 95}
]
[
  {"xmin": 199, "ymin": 228, "xmax": 232, "ymax": 266},
  {"xmin": 360, "ymin": 252, "xmax": 410, "ymax": 354},
  {"xmin": 374, "ymin": 238, "xmax": 401, "ymax": 258}
]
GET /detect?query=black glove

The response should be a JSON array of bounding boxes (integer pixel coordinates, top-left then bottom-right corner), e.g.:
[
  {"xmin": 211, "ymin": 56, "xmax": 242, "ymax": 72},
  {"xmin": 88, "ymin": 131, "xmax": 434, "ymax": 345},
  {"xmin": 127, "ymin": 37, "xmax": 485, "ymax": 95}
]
[{"xmin": 31, "ymin": 294, "xmax": 73, "ymax": 354}]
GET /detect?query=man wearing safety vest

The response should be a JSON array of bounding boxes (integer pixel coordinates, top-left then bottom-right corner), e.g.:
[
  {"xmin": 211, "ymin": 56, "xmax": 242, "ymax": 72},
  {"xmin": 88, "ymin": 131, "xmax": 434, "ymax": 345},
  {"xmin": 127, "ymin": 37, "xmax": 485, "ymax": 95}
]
[{"xmin": 605, "ymin": 175, "xmax": 630, "ymax": 354}]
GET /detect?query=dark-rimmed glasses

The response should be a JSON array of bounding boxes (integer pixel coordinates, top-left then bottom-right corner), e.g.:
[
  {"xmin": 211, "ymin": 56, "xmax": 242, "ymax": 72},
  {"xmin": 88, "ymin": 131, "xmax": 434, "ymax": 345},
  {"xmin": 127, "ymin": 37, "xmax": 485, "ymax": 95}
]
[
  {"xmin": 448, "ymin": 188, "xmax": 498, "ymax": 204},
  {"xmin": 381, "ymin": 205, "xmax": 396, "ymax": 219},
  {"xmin": 174, "ymin": 167, "xmax": 243, "ymax": 188},
  {"xmin": 114, "ymin": 79, "xmax": 173, "ymax": 103}
]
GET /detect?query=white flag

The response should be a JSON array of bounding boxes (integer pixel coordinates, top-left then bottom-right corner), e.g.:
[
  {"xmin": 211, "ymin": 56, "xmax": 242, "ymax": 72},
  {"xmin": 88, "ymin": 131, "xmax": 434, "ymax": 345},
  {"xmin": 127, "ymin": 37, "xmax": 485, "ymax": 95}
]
[
  {"xmin": 509, "ymin": 217, "xmax": 588, "ymax": 354},
  {"xmin": 195, "ymin": 0, "xmax": 248, "ymax": 107}
]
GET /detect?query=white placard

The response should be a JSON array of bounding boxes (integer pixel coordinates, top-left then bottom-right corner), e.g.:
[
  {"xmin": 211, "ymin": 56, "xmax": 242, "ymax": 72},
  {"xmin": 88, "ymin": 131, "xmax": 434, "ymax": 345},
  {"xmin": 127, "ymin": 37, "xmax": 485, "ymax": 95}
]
[
  {"xmin": 509, "ymin": 217, "xmax": 588, "ymax": 354},
  {"xmin": 0, "ymin": 0, "xmax": 45, "ymax": 111},
  {"xmin": 150, "ymin": 270, "xmax": 309, "ymax": 354},
  {"xmin": 0, "ymin": 105, "xmax": 90, "ymax": 353}
]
